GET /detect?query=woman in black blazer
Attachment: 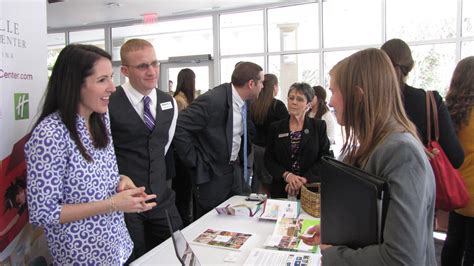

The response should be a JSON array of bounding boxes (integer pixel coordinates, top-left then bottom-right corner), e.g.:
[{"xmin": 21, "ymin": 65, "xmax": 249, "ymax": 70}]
[
  {"xmin": 264, "ymin": 82, "xmax": 332, "ymax": 199},
  {"xmin": 381, "ymin": 38, "xmax": 464, "ymax": 168}
]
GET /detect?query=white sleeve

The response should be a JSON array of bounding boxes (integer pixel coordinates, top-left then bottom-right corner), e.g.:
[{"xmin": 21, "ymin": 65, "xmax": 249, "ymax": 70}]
[{"xmin": 322, "ymin": 111, "xmax": 337, "ymax": 145}]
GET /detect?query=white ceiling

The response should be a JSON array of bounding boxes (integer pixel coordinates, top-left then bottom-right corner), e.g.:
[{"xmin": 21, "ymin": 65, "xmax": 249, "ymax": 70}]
[{"xmin": 47, "ymin": 0, "xmax": 303, "ymax": 30}]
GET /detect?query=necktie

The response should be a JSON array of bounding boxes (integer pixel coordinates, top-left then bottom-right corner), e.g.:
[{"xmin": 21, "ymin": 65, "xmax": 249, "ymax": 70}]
[
  {"xmin": 143, "ymin": 96, "xmax": 155, "ymax": 131},
  {"xmin": 242, "ymin": 102, "xmax": 248, "ymax": 186}
]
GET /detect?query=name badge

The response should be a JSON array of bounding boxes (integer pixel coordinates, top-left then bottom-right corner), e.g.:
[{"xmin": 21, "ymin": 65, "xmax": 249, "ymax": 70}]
[
  {"xmin": 278, "ymin": 133, "xmax": 289, "ymax": 138},
  {"xmin": 160, "ymin": 101, "xmax": 173, "ymax": 110}
]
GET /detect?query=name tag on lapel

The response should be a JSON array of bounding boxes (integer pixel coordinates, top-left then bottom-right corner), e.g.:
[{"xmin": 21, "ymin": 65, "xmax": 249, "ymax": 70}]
[
  {"xmin": 278, "ymin": 133, "xmax": 289, "ymax": 138},
  {"xmin": 160, "ymin": 101, "xmax": 173, "ymax": 110}
]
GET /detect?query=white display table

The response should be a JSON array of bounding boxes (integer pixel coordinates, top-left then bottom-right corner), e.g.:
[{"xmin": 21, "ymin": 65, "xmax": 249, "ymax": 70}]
[{"xmin": 131, "ymin": 196, "xmax": 316, "ymax": 265}]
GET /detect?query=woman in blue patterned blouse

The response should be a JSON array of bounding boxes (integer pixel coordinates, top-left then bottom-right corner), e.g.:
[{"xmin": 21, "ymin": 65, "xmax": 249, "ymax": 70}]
[{"xmin": 25, "ymin": 44, "xmax": 157, "ymax": 265}]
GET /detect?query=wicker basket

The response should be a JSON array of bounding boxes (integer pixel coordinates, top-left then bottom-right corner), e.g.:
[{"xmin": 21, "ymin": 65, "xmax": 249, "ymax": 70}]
[{"xmin": 300, "ymin": 183, "xmax": 321, "ymax": 217}]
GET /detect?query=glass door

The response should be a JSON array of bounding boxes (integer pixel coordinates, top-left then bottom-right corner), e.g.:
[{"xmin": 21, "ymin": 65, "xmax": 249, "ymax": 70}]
[{"xmin": 160, "ymin": 59, "xmax": 213, "ymax": 97}]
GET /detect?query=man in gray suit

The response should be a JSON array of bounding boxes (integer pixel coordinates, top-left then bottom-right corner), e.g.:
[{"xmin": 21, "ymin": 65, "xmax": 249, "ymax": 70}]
[
  {"xmin": 108, "ymin": 39, "xmax": 182, "ymax": 262},
  {"xmin": 173, "ymin": 62, "xmax": 264, "ymax": 218}
]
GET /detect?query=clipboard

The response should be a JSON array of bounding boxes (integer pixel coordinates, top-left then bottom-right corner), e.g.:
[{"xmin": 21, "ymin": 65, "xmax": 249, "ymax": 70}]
[{"xmin": 320, "ymin": 156, "xmax": 390, "ymax": 249}]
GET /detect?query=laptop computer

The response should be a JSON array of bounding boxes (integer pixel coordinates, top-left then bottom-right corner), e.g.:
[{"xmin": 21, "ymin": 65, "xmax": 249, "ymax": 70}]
[
  {"xmin": 320, "ymin": 156, "xmax": 390, "ymax": 249},
  {"xmin": 166, "ymin": 210, "xmax": 201, "ymax": 266}
]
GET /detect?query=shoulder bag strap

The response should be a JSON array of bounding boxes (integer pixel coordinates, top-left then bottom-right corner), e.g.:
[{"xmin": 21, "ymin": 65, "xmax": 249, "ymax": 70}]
[
  {"xmin": 426, "ymin": 91, "xmax": 432, "ymax": 142},
  {"xmin": 428, "ymin": 91, "xmax": 440, "ymax": 141}
]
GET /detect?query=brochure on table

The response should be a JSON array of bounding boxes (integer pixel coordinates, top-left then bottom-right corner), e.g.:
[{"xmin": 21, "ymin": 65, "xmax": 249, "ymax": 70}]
[
  {"xmin": 264, "ymin": 217, "xmax": 320, "ymax": 253},
  {"xmin": 244, "ymin": 248, "xmax": 321, "ymax": 266},
  {"xmin": 192, "ymin": 228, "xmax": 253, "ymax": 251},
  {"xmin": 215, "ymin": 200, "xmax": 264, "ymax": 217},
  {"xmin": 259, "ymin": 199, "xmax": 300, "ymax": 220}
]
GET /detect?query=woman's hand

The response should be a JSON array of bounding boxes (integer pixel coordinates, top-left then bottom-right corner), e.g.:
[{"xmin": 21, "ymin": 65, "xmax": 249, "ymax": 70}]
[
  {"xmin": 112, "ymin": 187, "xmax": 157, "ymax": 213},
  {"xmin": 300, "ymin": 225, "xmax": 321, "ymax": 246},
  {"xmin": 300, "ymin": 225, "xmax": 333, "ymax": 251},
  {"xmin": 285, "ymin": 173, "xmax": 307, "ymax": 195},
  {"xmin": 117, "ymin": 175, "xmax": 137, "ymax": 192}
]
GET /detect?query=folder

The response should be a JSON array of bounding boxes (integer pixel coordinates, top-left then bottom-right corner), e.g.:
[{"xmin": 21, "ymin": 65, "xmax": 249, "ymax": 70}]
[{"xmin": 320, "ymin": 156, "xmax": 390, "ymax": 249}]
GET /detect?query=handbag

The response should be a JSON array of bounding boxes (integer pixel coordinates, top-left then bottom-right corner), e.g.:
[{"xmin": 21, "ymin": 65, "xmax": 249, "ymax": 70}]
[{"xmin": 425, "ymin": 91, "xmax": 470, "ymax": 211}]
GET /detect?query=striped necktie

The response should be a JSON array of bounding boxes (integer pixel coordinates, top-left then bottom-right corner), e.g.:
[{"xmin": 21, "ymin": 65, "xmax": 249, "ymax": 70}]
[{"xmin": 143, "ymin": 96, "xmax": 155, "ymax": 131}]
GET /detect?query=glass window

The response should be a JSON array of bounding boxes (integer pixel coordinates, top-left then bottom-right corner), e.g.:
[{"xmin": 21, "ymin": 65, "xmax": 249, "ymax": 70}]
[
  {"xmin": 69, "ymin": 29, "xmax": 105, "ymax": 49},
  {"xmin": 463, "ymin": 0, "xmax": 474, "ymax": 36},
  {"xmin": 407, "ymin": 43, "xmax": 456, "ymax": 97},
  {"xmin": 268, "ymin": 53, "xmax": 319, "ymax": 100},
  {"xmin": 267, "ymin": 3, "xmax": 319, "ymax": 52},
  {"xmin": 461, "ymin": 41, "xmax": 474, "ymax": 59},
  {"xmin": 220, "ymin": 57, "xmax": 264, "ymax": 84},
  {"xmin": 323, "ymin": 50, "xmax": 358, "ymax": 88},
  {"xmin": 220, "ymin": 11, "xmax": 264, "ymax": 55},
  {"xmin": 112, "ymin": 17, "xmax": 213, "ymax": 61},
  {"xmin": 47, "ymin": 33, "xmax": 66, "ymax": 76},
  {"xmin": 323, "ymin": 0, "xmax": 381, "ymax": 48},
  {"xmin": 386, "ymin": 0, "xmax": 456, "ymax": 41}
]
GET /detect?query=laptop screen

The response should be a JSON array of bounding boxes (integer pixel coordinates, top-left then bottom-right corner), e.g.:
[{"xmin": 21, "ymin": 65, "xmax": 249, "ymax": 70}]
[{"xmin": 166, "ymin": 210, "xmax": 201, "ymax": 266}]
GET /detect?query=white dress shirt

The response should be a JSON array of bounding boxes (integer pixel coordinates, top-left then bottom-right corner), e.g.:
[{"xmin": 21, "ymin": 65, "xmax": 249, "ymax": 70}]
[{"xmin": 230, "ymin": 84, "xmax": 245, "ymax": 161}]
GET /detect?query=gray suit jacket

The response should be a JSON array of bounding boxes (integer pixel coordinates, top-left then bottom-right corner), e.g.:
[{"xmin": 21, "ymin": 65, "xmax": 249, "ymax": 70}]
[{"xmin": 322, "ymin": 132, "xmax": 436, "ymax": 265}]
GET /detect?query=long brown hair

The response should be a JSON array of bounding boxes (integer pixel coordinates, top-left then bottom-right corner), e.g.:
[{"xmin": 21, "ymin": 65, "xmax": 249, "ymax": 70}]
[
  {"xmin": 173, "ymin": 68, "xmax": 196, "ymax": 105},
  {"xmin": 251, "ymin": 74, "xmax": 278, "ymax": 124},
  {"xmin": 446, "ymin": 56, "xmax": 474, "ymax": 132},
  {"xmin": 33, "ymin": 44, "xmax": 111, "ymax": 162},
  {"xmin": 380, "ymin": 38, "xmax": 414, "ymax": 91},
  {"xmin": 330, "ymin": 48, "xmax": 418, "ymax": 167},
  {"xmin": 312, "ymin": 85, "xmax": 329, "ymax": 119}
]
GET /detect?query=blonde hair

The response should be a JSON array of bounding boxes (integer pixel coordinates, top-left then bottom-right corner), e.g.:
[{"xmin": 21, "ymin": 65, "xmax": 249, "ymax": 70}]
[
  {"xmin": 330, "ymin": 48, "xmax": 418, "ymax": 166},
  {"xmin": 120, "ymin": 38, "xmax": 154, "ymax": 65}
]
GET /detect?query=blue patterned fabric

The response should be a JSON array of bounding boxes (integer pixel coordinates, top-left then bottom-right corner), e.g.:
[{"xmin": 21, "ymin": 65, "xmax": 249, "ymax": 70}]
[{"xmin": 25, "ymin": 112, "xmax": 133, "ymax": 265}]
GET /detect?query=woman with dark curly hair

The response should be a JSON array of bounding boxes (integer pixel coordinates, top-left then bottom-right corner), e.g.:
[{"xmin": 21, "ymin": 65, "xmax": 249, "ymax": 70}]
[{"xmin": 442, "ymin": 56, "xmax": 474, "ymax": 266}]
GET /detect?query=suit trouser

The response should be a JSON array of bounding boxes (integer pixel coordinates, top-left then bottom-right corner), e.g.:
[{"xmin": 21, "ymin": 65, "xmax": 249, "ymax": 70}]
[
  {"xmin": 124, "ymin": 205, "xmax": 183, "ymax": 264},
  {"xmin": 193, "ymin": 164, "xmax": 242, "ymax": 219},
  {"xmin": 172, "ymin": 154, "xmax": 194, "ymax": 227}
]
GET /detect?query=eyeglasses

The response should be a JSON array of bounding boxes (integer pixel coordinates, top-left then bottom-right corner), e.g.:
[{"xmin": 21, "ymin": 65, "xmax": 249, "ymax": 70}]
[{"xmin": 123, "ymin": 61, "xmax": 160, "ymax": 71}]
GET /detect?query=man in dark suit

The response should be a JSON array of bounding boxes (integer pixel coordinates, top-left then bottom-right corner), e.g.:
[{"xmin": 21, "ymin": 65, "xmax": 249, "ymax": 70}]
[
  {"xmin": 173, "ymin": 62, "xmax": 264, "ymax": 218},
  {"xmin": 108, "ymin": 39, "xmax": 183, "ymax": 262}
]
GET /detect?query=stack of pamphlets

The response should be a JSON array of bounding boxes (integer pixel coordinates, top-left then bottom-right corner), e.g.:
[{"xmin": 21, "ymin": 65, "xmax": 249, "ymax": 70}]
[{"xmin": 244, "ymin": 248, "xmax": 321, "ymax": 266}]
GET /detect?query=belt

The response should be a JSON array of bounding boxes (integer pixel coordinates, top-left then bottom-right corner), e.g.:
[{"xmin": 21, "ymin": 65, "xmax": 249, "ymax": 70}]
[{"xmin": 229, "ymin": 160, "xmax": 237, "ymax": 165}]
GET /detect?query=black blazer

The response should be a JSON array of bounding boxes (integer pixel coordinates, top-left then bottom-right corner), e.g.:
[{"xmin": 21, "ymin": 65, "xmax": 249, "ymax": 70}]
[
  {"xmin": 264, "ymin": 116, "xmax": 332, "ymax": 198},
  {"xmin": 252, "ymin": 98, "xmax": 289, "ymax": 147},
  {"xmin": 173, "ymin": 83, "xmax": 251, "ymax": 185},
  {"xmin": 403, "ymin": 84, "xmax": 464, "ymax": 168}
]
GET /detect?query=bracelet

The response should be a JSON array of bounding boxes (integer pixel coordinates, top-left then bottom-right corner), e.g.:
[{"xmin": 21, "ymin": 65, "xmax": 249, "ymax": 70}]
[{"xmin": 108, "ymin": 197, "xmax": 118, "ymax": 213}]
